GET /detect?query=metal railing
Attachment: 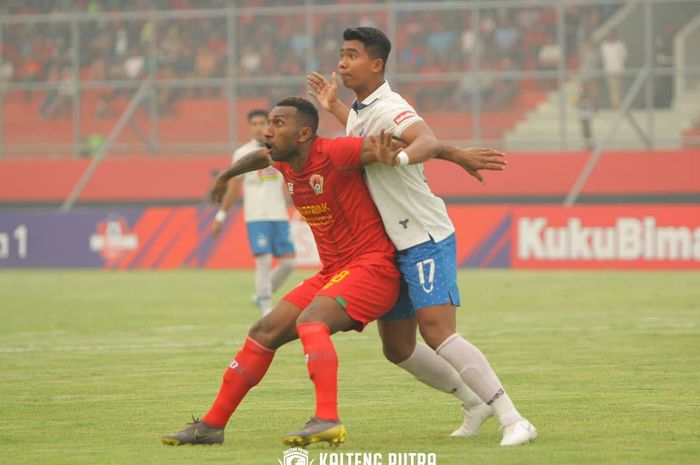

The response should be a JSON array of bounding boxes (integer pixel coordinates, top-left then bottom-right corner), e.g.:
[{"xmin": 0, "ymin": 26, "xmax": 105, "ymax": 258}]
[{"xmin": 0, "ymin": 0, "xmax": 699, "ymax": 158}]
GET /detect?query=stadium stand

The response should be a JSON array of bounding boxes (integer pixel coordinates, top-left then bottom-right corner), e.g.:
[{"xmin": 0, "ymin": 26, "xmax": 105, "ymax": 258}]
[{"xmin": 0, "ymin": 1, "xmax": 630, "ymax": 157}]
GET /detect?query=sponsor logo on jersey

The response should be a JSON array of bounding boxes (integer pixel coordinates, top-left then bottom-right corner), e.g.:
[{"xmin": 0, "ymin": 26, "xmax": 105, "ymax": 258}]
[
  {"xmin": 297, "ymin": 202, "xmax": 333, "ymax": 227},
  {"xmin": 309, "ymin": 174, "xmax": 324, "ymax": 195},
  {"xmin": 393, "ymin": 110, "xmax": 416, "ymax": 126}
]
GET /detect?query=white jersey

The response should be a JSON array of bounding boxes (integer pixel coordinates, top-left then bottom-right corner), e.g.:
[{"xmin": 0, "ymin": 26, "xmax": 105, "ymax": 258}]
[
  {"xmin": 600, "ymin": 39, "xmax": 627, "ymax": 74},
  {"xmin": 346, "ymin": 81, "xmax": 454, "ymax": 251},
  {"xmin": 232, "ymin": 140, "xmax": 289, "ymax": 223}
]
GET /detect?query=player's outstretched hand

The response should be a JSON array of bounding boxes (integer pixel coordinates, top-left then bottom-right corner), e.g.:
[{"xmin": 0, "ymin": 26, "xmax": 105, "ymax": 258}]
[
  {"xmin": 452, "ymin": 147, "xmax": 506, "ymax": 184},
  {"xmin": 371, "ymin": 129, "xmax": 403, "ymax": 166},
  {"xmin": 210, "ymin": 174, "xmax": 229, "ymax": 205},
  {"xmin": 307, "ymin": 71, "xmax": 338, "ymax": 111}
]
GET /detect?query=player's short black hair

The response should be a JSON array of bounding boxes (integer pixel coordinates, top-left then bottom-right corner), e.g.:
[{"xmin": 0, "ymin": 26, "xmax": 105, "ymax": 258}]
[
  {"xmin": 275, "ymin": 97, "xmax": 319, "ymax": 134},
  {"xmin": 247, "ymin": 109, "xmax": 268, "ymax": 121},
  {"xmin": 343, "ymin": 26, "xmax": 391, "ymax": 72}
]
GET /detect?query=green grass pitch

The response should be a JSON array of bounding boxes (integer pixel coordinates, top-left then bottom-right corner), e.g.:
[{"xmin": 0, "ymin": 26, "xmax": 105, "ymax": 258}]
[{"xmin": 1, "ymin": 270, "xmax": 698, "ymax": 465}]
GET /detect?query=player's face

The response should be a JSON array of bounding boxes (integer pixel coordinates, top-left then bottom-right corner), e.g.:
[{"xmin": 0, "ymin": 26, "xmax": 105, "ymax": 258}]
[
  {"xmin": 338, "ymin": 40, "xmax": 383, "ymax": 89},
  {"xmin": 249, "ymin": 115, "xmax": 267, "ymax": 144},
  {"xmin": 264, "ymin": 106, "xmax": 301, "ymax": 161}
]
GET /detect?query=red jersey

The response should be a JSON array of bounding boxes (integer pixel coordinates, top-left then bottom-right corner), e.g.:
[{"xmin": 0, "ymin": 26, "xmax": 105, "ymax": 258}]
[{"xmin": 274, "ymin": 136, "xmax": 395, "ymax": 273}]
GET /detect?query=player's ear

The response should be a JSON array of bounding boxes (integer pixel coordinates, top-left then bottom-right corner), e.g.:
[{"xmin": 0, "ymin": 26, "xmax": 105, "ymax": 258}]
[
  {"xmin": 370, "ymin": 58, "xmax": 384, "ymax": 74},
  {"xmin": 298, "ymin": 126, "xmax": 313, "ymax": 143}
]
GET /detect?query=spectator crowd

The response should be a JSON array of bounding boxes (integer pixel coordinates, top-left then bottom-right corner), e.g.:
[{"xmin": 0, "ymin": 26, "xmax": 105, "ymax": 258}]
[{"xmin": 0, "ymin": 1, "xmax": 631, "ymax": 116}]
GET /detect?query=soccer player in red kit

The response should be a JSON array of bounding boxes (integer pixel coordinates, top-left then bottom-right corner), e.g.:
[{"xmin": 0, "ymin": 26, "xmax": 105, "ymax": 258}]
[{"xmin": 162, "ymin": 97, "xmax": 400, "ymax": 447}]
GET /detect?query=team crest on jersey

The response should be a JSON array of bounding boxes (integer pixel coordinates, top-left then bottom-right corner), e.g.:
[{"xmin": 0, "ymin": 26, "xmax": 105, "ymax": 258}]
[
  {"xmin": 358, "ymin": 127, "xmax": 366, "ymax": 136},
  {"xmin": 287, "ymin": 182, "xmax": 294, "ymax": 195},
  {"xmin": 309, "ymin": 174, "xmax": 324, "ymax": 195}
]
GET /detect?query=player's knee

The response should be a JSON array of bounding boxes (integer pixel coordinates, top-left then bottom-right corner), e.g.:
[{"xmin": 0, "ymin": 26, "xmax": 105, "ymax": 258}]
[
  {"xmin": 382, "ymin": 339, "xmax": 415, "ymax": 365},
  {"xmin": 417, "ymin": 307, "xmax": 456, "ymax": 349},
  {"xmin": 295, "ymin": 310, "xmax": 314, "ymax": 326},
  {"xmin": 418, "ymin": 321, "xmax": 454, "ymax": 350},
  {"xmin": 296, "ymin": 310, "xmax": 330, "ymax": 331},
  {"xmin": 248, "ymin": 319, "xmax": 284, "ymax": 349},
  {"xmin": 247, "ymin": 320, "xmax": 268, "ymax": 344}
]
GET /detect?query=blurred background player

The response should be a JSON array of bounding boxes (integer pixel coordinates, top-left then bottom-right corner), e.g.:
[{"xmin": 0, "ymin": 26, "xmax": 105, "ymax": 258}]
[
  {"xmin": 213, "ymin": 109, "xmax": 296, "ymax": 315},
  {"xmin": 307, "ymin": 26, "xmax": 536, "ymax": 446}
]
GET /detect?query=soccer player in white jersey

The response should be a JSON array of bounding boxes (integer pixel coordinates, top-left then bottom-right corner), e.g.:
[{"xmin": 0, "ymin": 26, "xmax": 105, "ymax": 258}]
[
  {"xmin": 307, "ymin": 27, "xmax": 536, "ymax": 446},
  {"xmin": 213, "ymin": 109, "xmax": 295, "ymax": 315}
]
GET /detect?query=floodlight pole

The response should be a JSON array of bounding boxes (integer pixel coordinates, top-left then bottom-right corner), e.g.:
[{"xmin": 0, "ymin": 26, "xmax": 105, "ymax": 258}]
[{"xmin": 61, "ymin": 80, "xmax": 150, "ymax": 212}]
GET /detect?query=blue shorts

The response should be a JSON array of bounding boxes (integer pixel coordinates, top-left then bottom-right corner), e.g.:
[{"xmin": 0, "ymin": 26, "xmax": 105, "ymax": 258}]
[
  {"xmin": 246, "ymin": 220, "xmax": 295, "ymax": 257},
  {"xmin": 380, "ymin": 233, "xmax": 461, "ymax": 321}
]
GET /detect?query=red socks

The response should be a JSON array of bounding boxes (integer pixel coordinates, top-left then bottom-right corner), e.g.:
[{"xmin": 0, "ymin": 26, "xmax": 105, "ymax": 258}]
[
  {"xmin": 203, "ymin": 336, "xmax": 274, "ymax": 428},
  {"xmin": 297, "ymin": 322, "xmax": 339, "ymax": 421},
  {"xmin": 202, "ymin": 324, "xmax": 339, "ymax": 428}
]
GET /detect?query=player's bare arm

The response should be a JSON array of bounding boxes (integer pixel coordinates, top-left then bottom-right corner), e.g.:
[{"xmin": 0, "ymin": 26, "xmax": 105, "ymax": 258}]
[
  {"xmin": 210, "ymin": 149, "xmax": 271, "ymax": 204},
  {"xmin": 361, "ymin": 129, "xmax": 506, "ymax": 183},
  {"xmin": 211, "ymin": 176, "xmax": 242, "ymax": 238},
  {"xmin": 357, "ymin": 124, "xmax": 442, "ymax": 168},
  {"xmin": 393, "ymin": 120, "xmax": 441, "ymax": 165},
  {"xmin": 436, "ymin": 146, "xmax": 507, "ymax": 184},
  {"xmin": 306, "ymin": 71, "xmax": 350, "ymax": 126}
]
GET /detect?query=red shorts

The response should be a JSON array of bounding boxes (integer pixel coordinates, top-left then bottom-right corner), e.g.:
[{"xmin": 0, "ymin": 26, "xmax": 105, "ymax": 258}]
[{"xmin": 282, "ymin": 252, "xmax": 400, "ymax": 331}]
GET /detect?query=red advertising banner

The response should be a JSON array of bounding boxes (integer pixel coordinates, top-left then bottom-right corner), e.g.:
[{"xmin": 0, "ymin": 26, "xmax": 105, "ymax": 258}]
[{"xmin": 510, "ymin": 205, "xmax": 700, "ymax": 269}]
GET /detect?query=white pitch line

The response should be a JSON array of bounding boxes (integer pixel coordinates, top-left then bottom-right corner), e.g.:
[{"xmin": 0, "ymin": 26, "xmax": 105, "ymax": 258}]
[
  {"xmin": 484, "ymin": 322, "xmax": 697, "ymax": 337},
  {"xmin": 635, "ymin": 322, "xmax": 696, "ymax": 329},
  {"xmin": 0, "ymin": 334, "xmax": 371, "ymax": 354},
  {"xmin": 0, "ymin": 340, "xmax": 241, "ymax": 354},
  {"xmin": 485, "ymin": 326, "xmax": 611, "ymax": 337},
  {"xmin": 0, "ymin": 330, "xmax": 69, "ymax": 341},
  {"xmin": 3, "ymin": 322, "xmax": 696, "ymax": 354}
]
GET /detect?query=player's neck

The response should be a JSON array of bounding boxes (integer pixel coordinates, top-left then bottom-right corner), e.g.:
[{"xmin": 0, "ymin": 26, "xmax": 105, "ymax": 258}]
[
  {"xmin": 354, "ymin": 77, "xmax": 385, "ymax": 102},
  {"xmin": 288, "ymin": 138, "xmax": 316, "ymax": 173}
]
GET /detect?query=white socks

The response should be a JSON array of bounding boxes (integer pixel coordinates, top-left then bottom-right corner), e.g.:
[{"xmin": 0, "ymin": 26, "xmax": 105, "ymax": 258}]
[
  {"xmin": 255, "ymin": 255, "xmax": 294, "ymax": 315},
  {"xmin": 436, "ymin": 333, "xmax": 523, "ymax": 426},
  {"xmin": 398, "ymin": 342, "xmax": 484, "ymax": 409},
  {"xmin": 254, "ymin": 254, "xmax": 273, "ymax": 314},
  {"xmin": 270, "ymin": 257, "xmax": 295, "ymax": 293}
]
